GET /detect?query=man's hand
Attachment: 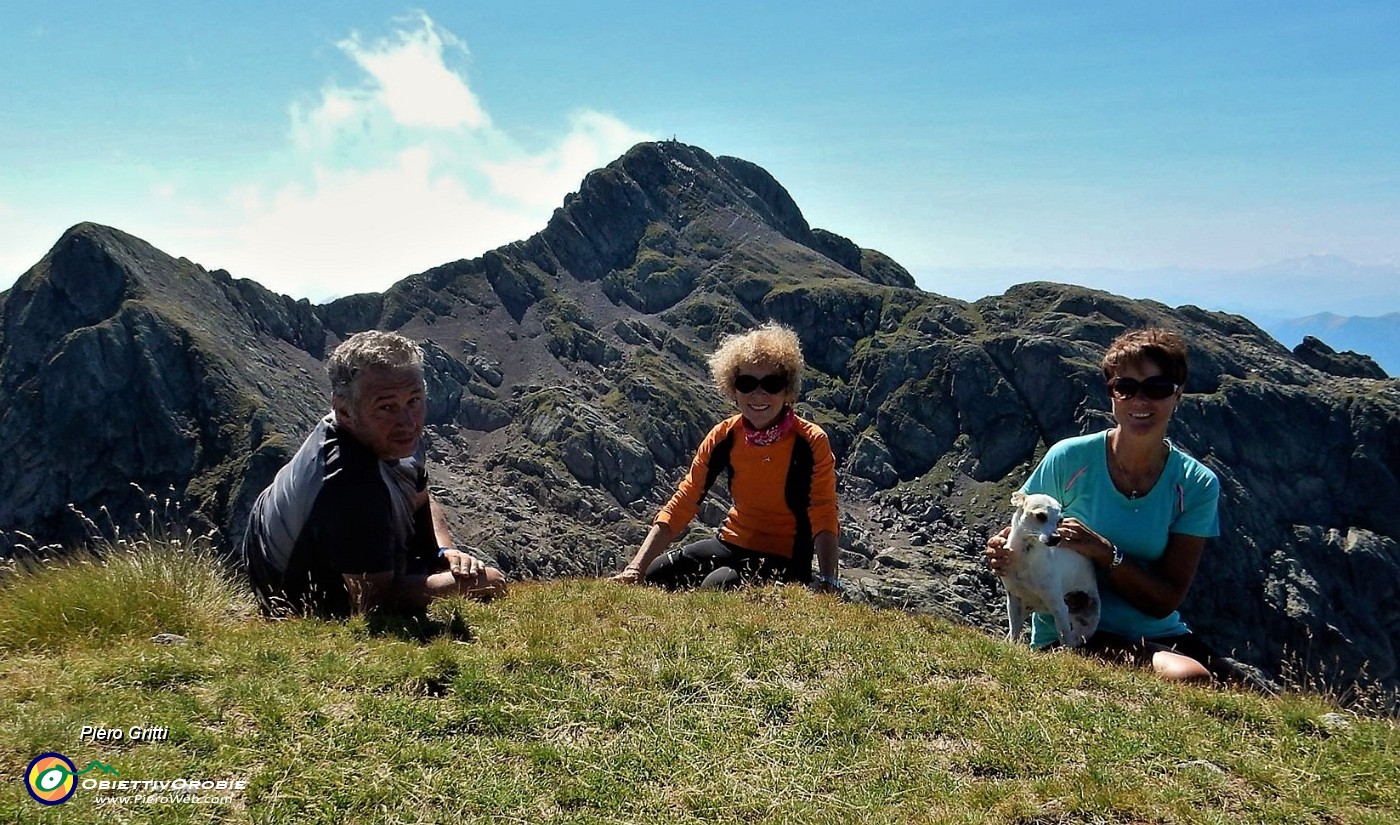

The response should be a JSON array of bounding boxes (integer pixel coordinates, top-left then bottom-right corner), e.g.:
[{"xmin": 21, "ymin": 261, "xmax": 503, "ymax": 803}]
[{"xmin": 442, "ymin": 548, "xmax": 485, "ymax": 578}]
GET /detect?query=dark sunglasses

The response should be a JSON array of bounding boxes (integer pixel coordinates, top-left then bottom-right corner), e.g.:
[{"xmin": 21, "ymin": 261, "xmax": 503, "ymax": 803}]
[
  {"xmin": 734, "ymin": 373, "xmax": 789, "ymax": 394},
  {"xmin": 1108, "ymin": 376, "xmax": 1179, "ymax": 400}
]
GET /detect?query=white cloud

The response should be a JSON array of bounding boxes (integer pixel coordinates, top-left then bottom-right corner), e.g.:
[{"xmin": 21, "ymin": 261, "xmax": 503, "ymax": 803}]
[
  {"xmin": 291, "ymin": 88, "xmax": 364, "ymax": 154},
  {"xmin": 147, "ymin": 13, "xmax": 652, "ymax": 301},
  {"xmin": 215, "ymin": 146, "xmax": 543, "ymax": 300},
  {"xmin": 337, "ymin": 13, "xmax": 487, "ymax": 131},
  {"xmin": 482, "ymin": 110, "xmax": 652, "ymax": 210}
]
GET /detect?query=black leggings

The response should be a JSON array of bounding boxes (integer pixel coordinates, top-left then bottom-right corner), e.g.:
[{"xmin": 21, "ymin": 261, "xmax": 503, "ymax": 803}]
[{"xmin": 644, "ymin": 538, "xmax": 791, "ymax": 590}]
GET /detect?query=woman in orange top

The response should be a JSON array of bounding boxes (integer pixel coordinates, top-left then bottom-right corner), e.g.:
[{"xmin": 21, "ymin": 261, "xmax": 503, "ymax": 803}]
[{"xmin": 611, "ymin": 322, "xmax": 842, "ymax": 591}]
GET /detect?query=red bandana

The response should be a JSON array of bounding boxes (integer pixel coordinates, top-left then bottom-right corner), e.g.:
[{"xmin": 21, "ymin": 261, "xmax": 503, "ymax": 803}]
[{"xmin": 743, "ymin": 406, "xmax": 794, "ymax": 446}]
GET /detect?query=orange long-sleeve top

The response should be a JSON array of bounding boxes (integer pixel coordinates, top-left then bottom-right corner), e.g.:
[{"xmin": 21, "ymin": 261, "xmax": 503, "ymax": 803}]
[{"xmin": 655, "ymin": 413, "xmax": 839, "ymax": 558}]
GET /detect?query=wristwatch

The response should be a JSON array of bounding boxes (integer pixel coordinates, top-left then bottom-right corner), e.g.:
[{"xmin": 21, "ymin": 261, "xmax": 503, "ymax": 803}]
[{"xmin": 814, "ymin": 573, "xmax": 843, "ymax": 590}]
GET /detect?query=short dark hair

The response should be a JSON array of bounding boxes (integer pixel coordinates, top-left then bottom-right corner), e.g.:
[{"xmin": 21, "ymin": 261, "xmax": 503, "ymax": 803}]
[{"xmin": 1101, "ymin": 328, "xmax": 1189, "ymax": 386}]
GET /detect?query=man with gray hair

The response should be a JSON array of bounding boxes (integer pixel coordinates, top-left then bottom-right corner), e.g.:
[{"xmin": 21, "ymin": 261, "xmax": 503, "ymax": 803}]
[{"xmin": 242, "ymin": 330, "xmax": 506, "ymax": 615}]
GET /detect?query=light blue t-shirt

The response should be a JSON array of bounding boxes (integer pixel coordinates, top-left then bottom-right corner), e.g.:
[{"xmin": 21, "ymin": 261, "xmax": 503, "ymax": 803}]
[{"xmin": 1020, "ymin": 431, "xmax": 1220, "ymax": 646}]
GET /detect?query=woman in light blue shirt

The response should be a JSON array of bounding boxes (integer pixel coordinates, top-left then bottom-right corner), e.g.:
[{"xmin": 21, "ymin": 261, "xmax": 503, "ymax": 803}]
[{"xmin": 986, "ymin": 328, "xmax": 1235, "ymax": 684}]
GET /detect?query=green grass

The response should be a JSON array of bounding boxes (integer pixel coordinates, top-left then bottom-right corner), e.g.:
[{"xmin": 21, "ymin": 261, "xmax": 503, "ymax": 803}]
[{"xmin": 1, "ymin": 542, "xmax": 1396, "ymax": 824}]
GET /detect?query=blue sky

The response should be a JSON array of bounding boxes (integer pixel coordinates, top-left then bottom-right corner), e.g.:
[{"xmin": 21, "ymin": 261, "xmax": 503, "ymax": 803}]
[{"xmin": 3, "ymin": 1, "xmax": 1399, "ymax": 312}]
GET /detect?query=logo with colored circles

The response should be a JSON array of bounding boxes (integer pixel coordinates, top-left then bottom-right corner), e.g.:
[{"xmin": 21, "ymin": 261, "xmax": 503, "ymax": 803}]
[
  {"xmin": 26, "ymin": 753, "xmax": 78, "ymax": 805},
  {"xmin": 25, "ymin": 753, "xmax": 120, "ymax": 805}
]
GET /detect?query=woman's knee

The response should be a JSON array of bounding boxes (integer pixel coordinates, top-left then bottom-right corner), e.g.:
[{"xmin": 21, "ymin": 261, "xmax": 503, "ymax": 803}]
[
  {"xmin": 699, "ymin": 566, "xmax": 742, "ymax": 589},
  {"xmin": 645, "ymin": 545, "xmax": 716, "ymax": 589},
  {"xmin": 1152, "ymin": 650, "xmax": 1212, "ymax": 683},
  {"xmin": 643, "ymin": 548, "xmax": 677, "ymax": 578}
]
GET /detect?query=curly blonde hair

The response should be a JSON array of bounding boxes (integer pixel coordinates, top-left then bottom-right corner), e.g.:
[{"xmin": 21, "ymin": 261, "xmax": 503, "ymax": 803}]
[
  {"xmin": 708, "ymin": 322, "xmax": 805, "ymax": 401},
  {"xmin": 327, "ymin": 330, "xmax": 425, "ymax": 404}
]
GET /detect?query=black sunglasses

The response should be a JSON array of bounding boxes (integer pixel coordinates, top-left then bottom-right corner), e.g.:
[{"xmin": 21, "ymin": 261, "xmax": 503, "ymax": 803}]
[
  {"xmin": 734, "ymin": 373, "xmax": 789, "ymax": 394},
  {"xmin": 1108, "ymin": 376, "xmax": 1179, "ymax": 400}
]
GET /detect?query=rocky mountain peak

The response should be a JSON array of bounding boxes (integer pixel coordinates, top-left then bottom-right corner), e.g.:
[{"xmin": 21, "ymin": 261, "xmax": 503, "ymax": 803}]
[
  {"xmin": 0, "ymin": 223, "xmax": 145, "ymax": 390},
  {"xmin": 0, "ymin": 223, "xmax": 330, "ymax": 544},
  {"xmin": 553, "ymin": 141, "xmax": 813, "ymax": 258},
  {"xmin": 539, "ymin": 141, "xmax": 914, "ymax": 291}
]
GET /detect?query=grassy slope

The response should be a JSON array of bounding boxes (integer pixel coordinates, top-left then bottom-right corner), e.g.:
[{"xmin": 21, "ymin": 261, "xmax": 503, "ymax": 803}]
[{"xmin": 1, "ymin": 545, "xmax": 1396, "ymax": 824}]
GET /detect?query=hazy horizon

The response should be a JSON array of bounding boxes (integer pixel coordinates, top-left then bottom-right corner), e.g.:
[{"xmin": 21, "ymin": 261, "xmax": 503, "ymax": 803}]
[{"xmin": 9, "ymin": 219, "xmax": 1400, "ymax": 326}]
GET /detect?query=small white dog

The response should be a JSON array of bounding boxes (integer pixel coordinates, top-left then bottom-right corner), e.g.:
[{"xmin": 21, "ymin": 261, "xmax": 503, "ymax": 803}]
[{"xmin": 1001, "ymin": 491, "xmax": 1100, "ymax": 648}]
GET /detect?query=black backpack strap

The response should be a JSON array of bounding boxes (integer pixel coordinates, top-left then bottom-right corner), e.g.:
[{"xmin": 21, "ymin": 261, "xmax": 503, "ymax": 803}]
[
  {"xmin": 703, "ymin": 427, "xmax": 736, "ymax": 495},
  {"xmin": 783, "ymin": 433, "xmax": 815, "ymax": 582}
]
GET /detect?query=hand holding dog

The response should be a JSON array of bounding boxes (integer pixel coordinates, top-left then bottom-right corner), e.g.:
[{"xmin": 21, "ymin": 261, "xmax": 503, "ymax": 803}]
[
  {"xmin": 984, "ymin": 526, "xmax": 1015, "ymax": 575},
  {"xmin": 987, "ymin": 520, "xmax": 1117, "ymax": 573},
  {"xmin": 1050, "ymin": 518, "xmax": 1116, "ymax": 569}
]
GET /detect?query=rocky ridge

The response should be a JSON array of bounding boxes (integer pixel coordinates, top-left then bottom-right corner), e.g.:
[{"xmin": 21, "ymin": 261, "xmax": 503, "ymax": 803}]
[{"xmin": 1, "ymin": 141, "xmax": 1397, "ymax": 703}]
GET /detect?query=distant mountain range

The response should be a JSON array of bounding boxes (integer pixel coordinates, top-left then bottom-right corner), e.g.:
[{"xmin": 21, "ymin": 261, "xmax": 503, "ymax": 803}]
[
  {"xmin": 926, "ymin": 257, "xmax": 1400, "ymax": 329},
  {"xmin": 924, "ymin": 259, "xmax": 1400, "ymax": 377},
  {"xmin": 1269, "ymin": 313, "xmax": 1400, "ymax": 378}
]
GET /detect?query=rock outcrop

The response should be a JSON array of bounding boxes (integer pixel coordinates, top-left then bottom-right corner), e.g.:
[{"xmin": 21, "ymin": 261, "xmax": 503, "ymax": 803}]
[
  {"xmin": 2, "ymin": 143, "xmax": 1397, "ymax": 706},
  {"xmin": 1293, "ymin": 335, "xmax": 1389, "ymax": 380}
]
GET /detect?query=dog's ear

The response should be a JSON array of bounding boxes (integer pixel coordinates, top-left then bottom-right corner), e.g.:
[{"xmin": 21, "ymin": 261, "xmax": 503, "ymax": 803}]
[{"xmin": 1011, "ymin": 490, "xmax": 1026, "ymax": 507}]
